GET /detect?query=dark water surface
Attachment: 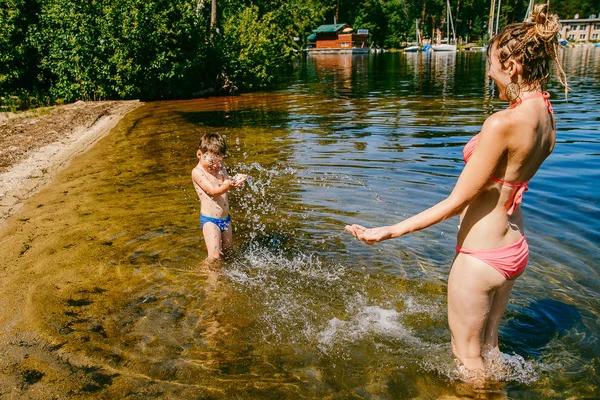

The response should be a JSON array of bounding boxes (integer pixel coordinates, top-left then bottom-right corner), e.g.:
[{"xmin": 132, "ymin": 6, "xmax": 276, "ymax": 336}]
[{"xmin": 0, "ymin": 47, "xmax": 598, "ymax": 398}]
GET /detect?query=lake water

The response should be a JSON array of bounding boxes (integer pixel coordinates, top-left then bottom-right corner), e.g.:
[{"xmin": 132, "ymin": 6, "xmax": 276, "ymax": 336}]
[{"xmin": 0, "ymin": 47, "xmax": 598, "ymax": 398}]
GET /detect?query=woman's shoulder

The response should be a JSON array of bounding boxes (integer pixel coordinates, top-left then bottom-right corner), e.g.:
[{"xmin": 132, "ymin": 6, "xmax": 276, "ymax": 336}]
[{"xmin": 481, "ymin": 110, "xmax": 516, "ymax": 139}]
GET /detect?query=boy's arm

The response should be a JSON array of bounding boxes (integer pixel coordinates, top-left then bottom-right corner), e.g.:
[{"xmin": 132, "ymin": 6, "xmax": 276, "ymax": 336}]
[{"xmin": 192, "ymin": 168, "xmax": 233, "ymax": 196}]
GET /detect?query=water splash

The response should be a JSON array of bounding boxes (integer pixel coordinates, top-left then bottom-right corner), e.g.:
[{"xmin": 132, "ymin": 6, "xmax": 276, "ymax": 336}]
[
  {"xmin": 306, "ymin": 169, "xmax": 384, "ymax": 203},
  {"xmin": 231, "ymin": 162, "xmax": 384, "ymax": 229},
  {"xmin": 231, "ymin": 162, "xmax": 298, "ymax": 240},
  {"xmin": 316, "ymin": 302, "xmax": 420, "ymax": 353},
  {"xmin": 483, "ymin": 347, "xmax": 539, "ymax": 385},
  {"xmin": 223, "ymin": 243, "xmax": 449, "ymax": 374},
  {"xmin": 226, "ymin": 244, "xmax": 349, "ymax": 344}
]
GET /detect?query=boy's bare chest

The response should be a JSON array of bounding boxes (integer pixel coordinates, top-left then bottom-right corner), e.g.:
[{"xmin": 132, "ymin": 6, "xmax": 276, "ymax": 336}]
[
  {"xmin": 201, "ymin": 166, "xmax": 226, "ymax": 182},
  {"xmin": 205, "ymin": 172, "xmax": 226, "ymax": 187}
]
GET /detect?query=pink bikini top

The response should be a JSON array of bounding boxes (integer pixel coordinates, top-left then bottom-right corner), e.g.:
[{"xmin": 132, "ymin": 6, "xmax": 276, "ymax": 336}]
[{"xmin": 462, "ymin": 92, "xmax": 553, "ymax": 215}]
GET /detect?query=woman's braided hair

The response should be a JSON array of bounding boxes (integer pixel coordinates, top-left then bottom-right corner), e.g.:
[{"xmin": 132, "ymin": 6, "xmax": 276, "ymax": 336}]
[{"xmin": 487, "ymin": 3, "xmax": 568, "ymax": 96}]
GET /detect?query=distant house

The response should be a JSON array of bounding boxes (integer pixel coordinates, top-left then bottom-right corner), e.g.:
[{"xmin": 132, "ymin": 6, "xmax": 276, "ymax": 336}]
[
  {"xmin": 559, "ymin": 15, "xmax": 600, "ymax": 42},
  {"xmin": 307, "ymin": 23, "xmax": 369, "ymax": 54}
]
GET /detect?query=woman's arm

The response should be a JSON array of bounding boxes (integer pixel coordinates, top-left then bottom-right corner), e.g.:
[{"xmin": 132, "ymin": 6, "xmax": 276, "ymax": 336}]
[{"xmin": 346, "ymin": 114, "xmax": 511, "ymax": 244}]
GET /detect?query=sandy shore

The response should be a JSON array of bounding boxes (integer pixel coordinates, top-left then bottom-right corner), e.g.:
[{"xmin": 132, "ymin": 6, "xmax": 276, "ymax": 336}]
[{"xmin": 0, "ymin": 100, "xmax": 143, "ymax": 226}]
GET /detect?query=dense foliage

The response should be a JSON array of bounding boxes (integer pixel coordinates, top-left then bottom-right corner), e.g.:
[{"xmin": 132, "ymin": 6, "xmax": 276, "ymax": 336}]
[{"xmin": 0, "ymin": 0, "xmax": 597, "ymax": 109}]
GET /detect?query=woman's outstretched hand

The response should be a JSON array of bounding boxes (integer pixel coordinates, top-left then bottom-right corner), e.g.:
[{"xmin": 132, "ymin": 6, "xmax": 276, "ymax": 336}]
[{"xmin": 344, "ymin": 224, "xmax": 392, "ymax": 245}]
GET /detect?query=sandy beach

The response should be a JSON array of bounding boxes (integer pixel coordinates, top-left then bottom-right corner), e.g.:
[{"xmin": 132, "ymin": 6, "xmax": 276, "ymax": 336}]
[
  {"xmin": 0, "ymin": 100, "xmax": 149, "ymax": 397},
  {"xmin": 0, "ymin": 100, "xmax": 143, "ymax": 226}
]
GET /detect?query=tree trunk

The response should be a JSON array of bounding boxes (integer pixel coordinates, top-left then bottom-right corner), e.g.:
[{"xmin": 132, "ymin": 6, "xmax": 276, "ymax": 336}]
[{"xmin": 211, "ymin": 0, "xmax": 217, "ymax": 29}]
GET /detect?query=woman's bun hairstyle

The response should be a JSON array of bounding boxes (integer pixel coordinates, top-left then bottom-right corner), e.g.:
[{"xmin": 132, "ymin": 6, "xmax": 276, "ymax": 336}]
[{"xmin": 488, "ymin": 3, "xmax": 568, "ymax": 97}]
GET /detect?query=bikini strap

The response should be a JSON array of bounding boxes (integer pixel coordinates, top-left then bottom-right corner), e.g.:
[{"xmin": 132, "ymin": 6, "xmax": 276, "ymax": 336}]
[
  {"xmin": 508, "ymin": 91, "xmax": 553, "ymax": 114},
  {"xmin": 542, "ymin": 91, "xmax": 553, "ymax": 115},
  {"xmin": 489, "ymin": 176, "xmax": 528, "ymax": 188},
  {"xmin": 489, "ymin": 177, "xmax": 530, "ymax": 215}
]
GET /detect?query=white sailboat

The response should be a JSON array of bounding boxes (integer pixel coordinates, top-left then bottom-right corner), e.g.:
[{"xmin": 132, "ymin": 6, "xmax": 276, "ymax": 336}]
[
  {"xmin": 432, "ymin": 0, "xmax": 457, "ymax": 51},
  {"xmin": 405, "ymin": 19, "xmax": 421, "ymax": 52}
]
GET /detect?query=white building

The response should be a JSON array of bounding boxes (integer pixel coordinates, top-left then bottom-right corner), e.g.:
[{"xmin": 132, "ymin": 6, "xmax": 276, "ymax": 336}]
[{"xmin": 559, "ymin": 14, "xmax": 600, "ymax": 42}]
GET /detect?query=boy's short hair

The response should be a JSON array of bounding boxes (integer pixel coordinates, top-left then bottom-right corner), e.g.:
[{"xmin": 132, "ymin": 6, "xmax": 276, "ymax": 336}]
[{"xmin": 198, "ymin": 133, "xmax": 227, "ymax": 155}]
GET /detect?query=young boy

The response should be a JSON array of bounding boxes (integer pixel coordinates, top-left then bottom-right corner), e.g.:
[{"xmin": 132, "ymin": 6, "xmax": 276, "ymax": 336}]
[{"xmin": 192, "ymin": 133, "xmax": 247, "ymax": 259}]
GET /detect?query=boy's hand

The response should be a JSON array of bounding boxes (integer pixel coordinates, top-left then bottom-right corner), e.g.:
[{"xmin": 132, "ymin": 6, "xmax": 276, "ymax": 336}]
[{"xmin": 231, "ymin": 174, "xmax": 248, "ymax": 188}]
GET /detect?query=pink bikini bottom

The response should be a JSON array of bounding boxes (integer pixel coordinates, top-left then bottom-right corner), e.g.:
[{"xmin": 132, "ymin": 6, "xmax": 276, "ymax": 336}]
[{"xmin": 455, "ymin": 236, "xmax": 529, "ymax": 279}]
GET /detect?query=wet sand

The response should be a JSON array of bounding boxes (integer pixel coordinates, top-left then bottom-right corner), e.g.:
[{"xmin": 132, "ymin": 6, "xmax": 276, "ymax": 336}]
[{"xmin": 0, "ymin": 100, "xmax": 143, "ymax": 227}]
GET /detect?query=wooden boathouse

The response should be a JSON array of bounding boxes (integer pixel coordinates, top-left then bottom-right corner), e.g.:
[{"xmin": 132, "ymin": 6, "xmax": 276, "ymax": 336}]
[{"xmin": 307, "ymin": 24, "xmax": 369, "ymax": 54}]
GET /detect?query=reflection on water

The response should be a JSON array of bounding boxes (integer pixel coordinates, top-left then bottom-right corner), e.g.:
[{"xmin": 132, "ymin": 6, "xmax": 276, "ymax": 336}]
[{"xmin": 0, "ymin": 48, "xmax": 599, "ymax": 398}]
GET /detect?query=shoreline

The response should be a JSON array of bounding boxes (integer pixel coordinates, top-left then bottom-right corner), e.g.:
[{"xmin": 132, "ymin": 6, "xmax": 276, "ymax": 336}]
[{"xmin": 0, "ymin": 100, "xmax": 143, "ymax": 226}]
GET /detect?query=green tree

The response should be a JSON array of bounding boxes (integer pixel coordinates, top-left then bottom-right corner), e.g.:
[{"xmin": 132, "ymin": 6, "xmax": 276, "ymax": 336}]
[
  {"xmin": 217, "ymin": 5, "xmax": 295, "ymax": 91},
  {"xmin": 31, "ymin": 0, "xmax": 210, "ymax": 101},
  {"xmin": 552, "ymin": 0, "xmax": 596, "ymax": 19},
  {"xmin": 381, "ymin": 0, "xmax": 414, "ymax": 47},
  {"xmin": 2, "ymin": 0, "xmax": 598, "ymax": 110},
  {"xmin": 0, "ymin": 0, "xmax": 43, "ymax": 107},
  {"xmin": 353, "ymin": 0, "xmax": 388, "ymax": 47}
]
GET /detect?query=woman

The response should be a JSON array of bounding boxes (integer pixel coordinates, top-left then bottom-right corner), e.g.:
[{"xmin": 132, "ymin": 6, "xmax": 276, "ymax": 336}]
[{"xmin": 345, "ymin": 4, "xmax": 567, "ymax": 380}]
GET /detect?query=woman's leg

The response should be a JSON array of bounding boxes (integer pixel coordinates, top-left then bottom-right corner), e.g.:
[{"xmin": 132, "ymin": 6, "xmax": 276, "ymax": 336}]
[
  {"xmin": 483, "ymin": 278, "xmax": 516, "ymax": 350},
  {"xmin": 447, "ymin": 253, "xmax": 507, "ymax": 372},
  {"xmin": 203, "ymin": 222, "xmax": 223, "ymax": 259}
]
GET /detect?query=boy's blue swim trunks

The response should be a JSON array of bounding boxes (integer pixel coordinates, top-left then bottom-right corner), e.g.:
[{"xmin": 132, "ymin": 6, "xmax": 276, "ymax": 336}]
[{"xmin": 200, "ymin": 214, "xmax": 231, "ymax": 232}]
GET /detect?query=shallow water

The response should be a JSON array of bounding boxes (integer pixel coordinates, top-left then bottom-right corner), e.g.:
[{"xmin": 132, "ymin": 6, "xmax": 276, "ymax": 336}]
[{"xmin": 0, "ymin": 47, "xmax": 598, "ymax": 398}]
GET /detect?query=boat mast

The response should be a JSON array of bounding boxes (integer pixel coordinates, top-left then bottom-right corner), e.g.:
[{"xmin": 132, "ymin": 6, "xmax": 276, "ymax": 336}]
[
  {"xmin": 448, "ymin": 0, "xmax": 456, "ymax": 43},
  {"xmin": 416, "ymin": 19, "xmax": 421, "ymax": 45},
  {"xmin": 447, "ymin": 1, "xmax": 450, "ymax": 43},
  {"xmin": 524, "ymin": 0, "xmax": 534, "ymax": 21},
  {"xmin": 495, "ymin": 0, "xmax": 501, "ymax": 35},
  {"xmin": 488, "ymin": 0, "xmax": 496, "ymax": 39}
]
